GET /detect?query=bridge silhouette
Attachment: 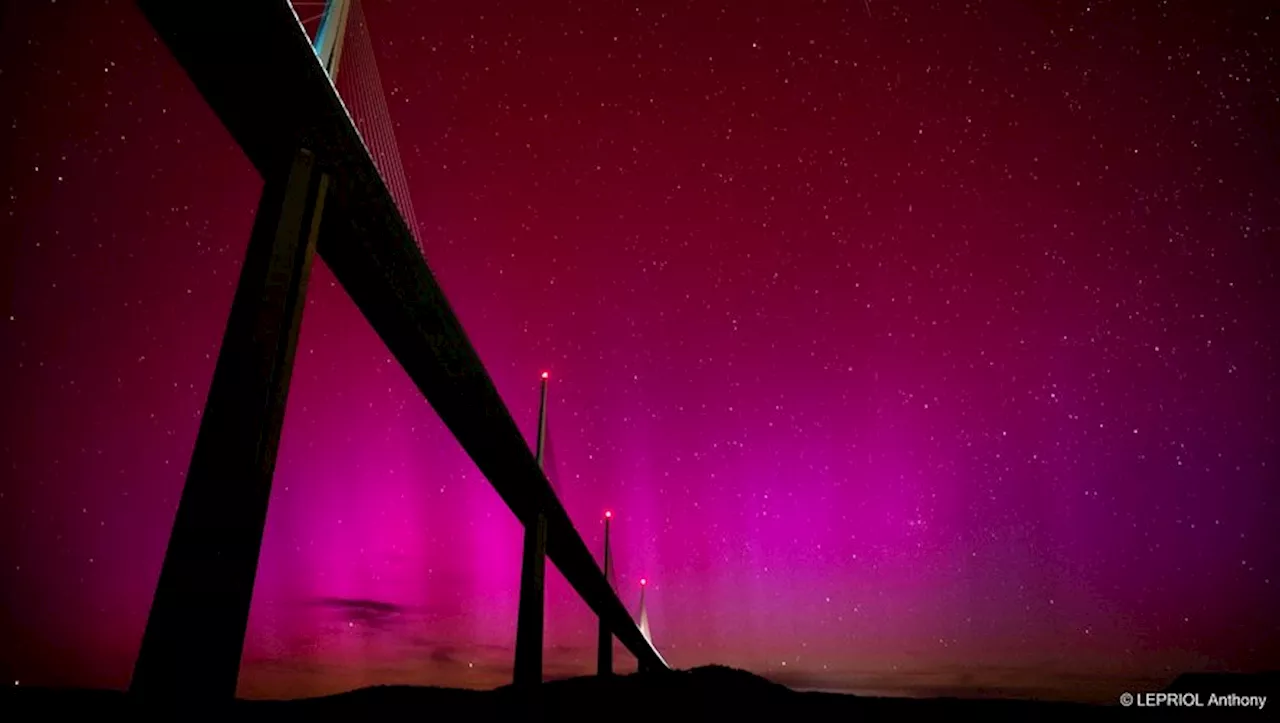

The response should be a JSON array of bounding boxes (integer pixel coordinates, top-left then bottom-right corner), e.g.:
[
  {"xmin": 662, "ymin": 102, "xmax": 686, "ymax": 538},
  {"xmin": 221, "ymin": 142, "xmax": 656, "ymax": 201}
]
[{"xmin": 128, "ymin": 0, "xmax": 669, "ymax": 702}]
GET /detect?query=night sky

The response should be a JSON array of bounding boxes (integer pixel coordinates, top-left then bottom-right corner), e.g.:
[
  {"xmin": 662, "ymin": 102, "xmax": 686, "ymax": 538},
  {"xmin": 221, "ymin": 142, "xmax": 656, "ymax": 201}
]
[{"xmin": 2, "ymin": 0, "xmax": 1278, "ymax": 705}]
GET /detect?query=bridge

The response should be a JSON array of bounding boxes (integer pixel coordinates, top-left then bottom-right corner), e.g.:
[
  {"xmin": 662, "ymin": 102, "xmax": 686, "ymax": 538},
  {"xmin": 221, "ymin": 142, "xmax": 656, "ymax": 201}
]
[{"xmin": 128, "ymin": 0, "xmax": 669, "ymax": 701}]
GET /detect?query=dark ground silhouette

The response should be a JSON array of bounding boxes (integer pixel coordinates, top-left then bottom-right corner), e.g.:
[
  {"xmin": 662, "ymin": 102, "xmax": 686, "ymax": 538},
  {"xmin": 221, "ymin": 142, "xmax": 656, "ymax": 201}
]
[{"xmin": 3, "ymin": 666, "xmax": 1274, "ymax": 721}]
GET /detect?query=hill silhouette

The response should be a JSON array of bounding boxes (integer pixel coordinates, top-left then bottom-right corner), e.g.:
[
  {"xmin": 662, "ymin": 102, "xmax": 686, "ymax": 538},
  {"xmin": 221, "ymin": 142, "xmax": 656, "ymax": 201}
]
[
  {"xmin": 1162, "ymin": 671, "xmax": 1278, "ymax": 697},
  {"xmin": 4, "ymin": 666, "xmax": 1274, "ymax": 721}
]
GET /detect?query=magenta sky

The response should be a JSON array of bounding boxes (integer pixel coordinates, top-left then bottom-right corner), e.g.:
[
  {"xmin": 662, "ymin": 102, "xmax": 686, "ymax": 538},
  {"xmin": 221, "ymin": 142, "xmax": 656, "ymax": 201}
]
[{"xmin": 2, "ymin": 0, "xmax": 1278, "ymax": 705}]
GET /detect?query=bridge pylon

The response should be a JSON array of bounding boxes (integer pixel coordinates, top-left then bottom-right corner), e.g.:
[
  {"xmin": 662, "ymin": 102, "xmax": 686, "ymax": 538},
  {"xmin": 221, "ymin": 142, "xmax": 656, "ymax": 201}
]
[
  {"xmin": 596, "ymin": 510, "xmax": 614, "ymax": 676},
  {"xmin": 514, "ymin": 371, "xmax": 551, "ymax": 687},
  {"xmin": 130, "ymin": 147, "xmax": 329, "ymax": 702}
]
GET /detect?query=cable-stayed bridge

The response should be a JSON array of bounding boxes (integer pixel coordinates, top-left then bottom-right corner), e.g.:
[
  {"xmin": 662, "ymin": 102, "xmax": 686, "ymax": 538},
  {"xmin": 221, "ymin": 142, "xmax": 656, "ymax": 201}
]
[{"xmin": 128, "ymin": 0, "xmax": 669, "ymax": 702}]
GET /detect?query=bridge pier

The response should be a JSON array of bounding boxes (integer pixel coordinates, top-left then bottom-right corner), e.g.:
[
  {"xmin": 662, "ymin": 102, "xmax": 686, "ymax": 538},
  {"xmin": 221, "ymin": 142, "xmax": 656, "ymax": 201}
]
[
  {"xmin": 514, "ymin": 374, "xmax": 551, "ymax": 687},
  {"xmin": 130, "ymin": 148, "xmax": 328, "ymax": 702},
  {"xmin": 596, "ymin": 619, "xmax": 613, "ymax": 677},
  {"xmin": 514, "ymin": 510, "xmax": 548, "ymax": 687},
  {"xmin": 596, "ymin": 512, "xmax": 613, "ymax": 677}
]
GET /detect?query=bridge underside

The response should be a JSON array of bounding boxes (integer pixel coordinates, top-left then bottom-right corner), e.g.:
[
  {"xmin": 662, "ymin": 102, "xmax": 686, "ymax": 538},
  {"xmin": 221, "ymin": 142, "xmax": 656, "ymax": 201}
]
[{"xmin": 132, "ymin": 0, "xmax": 666, "ymax": 694}]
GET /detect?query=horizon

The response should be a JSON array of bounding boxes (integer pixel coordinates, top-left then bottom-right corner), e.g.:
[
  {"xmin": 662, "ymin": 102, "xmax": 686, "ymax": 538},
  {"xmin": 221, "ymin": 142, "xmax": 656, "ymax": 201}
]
[
  {"xmin": 11, "ymin": 662, "xmax": 1251, "ymax": 708},
  {"xmin": 2, "ymin": 0, "xmax": 1277, "ymax": 706}
]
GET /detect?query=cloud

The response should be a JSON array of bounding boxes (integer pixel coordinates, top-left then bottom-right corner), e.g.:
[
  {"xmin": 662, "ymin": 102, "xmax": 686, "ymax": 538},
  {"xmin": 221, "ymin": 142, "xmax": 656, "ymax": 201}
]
[
  {"xmin": 429, "ymin": 645, "xmax": 459, "ymax": 664},
  {"xmin": 405, "ymin": 635, "xmax": 510, "ymax": 655},
  {"xmin": 312, "ymin": 597, "xmax": 407, "ymax": 630},
  {"xmin": 254, "ymin": 601, "xmax": 604, "ymax": 692}
]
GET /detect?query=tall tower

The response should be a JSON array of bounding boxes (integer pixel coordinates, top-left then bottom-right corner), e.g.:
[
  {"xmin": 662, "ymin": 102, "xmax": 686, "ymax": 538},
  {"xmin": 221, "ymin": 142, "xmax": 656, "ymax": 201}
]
[
  {"xmin": 129, "ymin": 4, "xmax": 352, "ymax": 702},
  {"xmin": 514, "ymin": 371, "xmax": 551, "ymax": 687},
  {"xmin": 635, "ymin": 577, "xmax": 655, "ymax": 674},
  {"xmin": 596, "ymin": 510, "xmax": 614, "ymax": 676},
  {"xmin": 638, "ymin": 578, "xmax": 651, "ymax": 645}
]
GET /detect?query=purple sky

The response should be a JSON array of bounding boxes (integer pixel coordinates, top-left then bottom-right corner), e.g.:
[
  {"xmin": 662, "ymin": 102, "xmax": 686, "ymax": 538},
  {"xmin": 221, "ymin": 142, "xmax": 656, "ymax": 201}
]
[{"xmin": 2, "ymin": 0, "xmax": 1278, "ymax": 705}]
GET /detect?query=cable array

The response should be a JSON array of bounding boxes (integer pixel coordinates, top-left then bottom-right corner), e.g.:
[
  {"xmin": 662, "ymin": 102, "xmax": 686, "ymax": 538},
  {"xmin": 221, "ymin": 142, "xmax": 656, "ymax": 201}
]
[
  {"xmin": 330, "ymin": 0, "xmax": 425, "ymax": 253},
  {"xmin": 542, "ymin": 420, "xmax": 563, "ymax": 496}
]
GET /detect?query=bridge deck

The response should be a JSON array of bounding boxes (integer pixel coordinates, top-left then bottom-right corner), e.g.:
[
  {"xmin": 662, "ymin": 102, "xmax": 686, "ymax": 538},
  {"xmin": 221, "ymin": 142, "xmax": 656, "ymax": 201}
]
[{"xmin": 135, "ymin": 0, "xmax": 667, "ymax": 672}]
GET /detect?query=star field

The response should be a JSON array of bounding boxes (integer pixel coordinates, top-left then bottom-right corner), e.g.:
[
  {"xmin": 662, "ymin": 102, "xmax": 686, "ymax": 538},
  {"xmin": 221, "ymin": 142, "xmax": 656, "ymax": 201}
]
[{"xmin": 1, "ymin": 0, "xmax": 1277, "ymax": 704}]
